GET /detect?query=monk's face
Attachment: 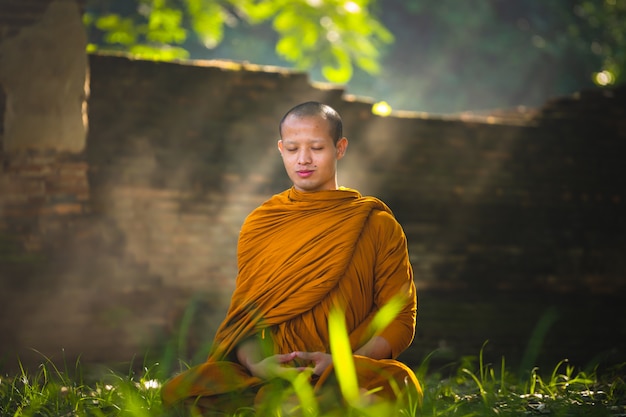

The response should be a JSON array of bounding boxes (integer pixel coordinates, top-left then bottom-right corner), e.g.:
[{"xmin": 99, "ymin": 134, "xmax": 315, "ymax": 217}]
[{"xmin": 278, "ymin": 114, "xmax": 348, "ymax": 192}]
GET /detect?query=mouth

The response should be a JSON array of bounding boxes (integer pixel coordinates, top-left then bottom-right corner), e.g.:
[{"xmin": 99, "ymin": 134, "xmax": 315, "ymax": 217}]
[{"xmin": 296, "ymin": 170, "xmax": 314, "ymax": 178}]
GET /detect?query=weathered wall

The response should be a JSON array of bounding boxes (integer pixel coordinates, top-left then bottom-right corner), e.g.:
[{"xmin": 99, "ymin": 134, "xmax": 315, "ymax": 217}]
[
  {"xmin": 0, "ymin": 0, "xmax": 93, "ymax": 372},
  {"xmin": 0, "ymin": 0, "xmax": 88, "ymax": 153},
  {"xmin": 1, "ymin": 2, "xmax": 625, "ymax": 373}
]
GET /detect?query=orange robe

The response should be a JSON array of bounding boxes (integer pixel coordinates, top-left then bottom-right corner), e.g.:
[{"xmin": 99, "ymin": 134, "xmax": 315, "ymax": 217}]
[{"xmin": 162, "ymin": 187, "xmax": 420, "ymax": 411}]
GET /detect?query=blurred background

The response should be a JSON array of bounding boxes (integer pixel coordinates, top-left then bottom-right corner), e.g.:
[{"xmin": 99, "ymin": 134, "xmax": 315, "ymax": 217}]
[{"xmin": 83, "ymin": 0, "xmax": 625, "ymax": 114}]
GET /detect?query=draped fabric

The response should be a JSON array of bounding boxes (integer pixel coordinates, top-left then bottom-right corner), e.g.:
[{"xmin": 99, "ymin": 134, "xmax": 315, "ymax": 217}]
[{"xmin": 162, "ymin": 187, "xmax": 420, "ymax": 410}]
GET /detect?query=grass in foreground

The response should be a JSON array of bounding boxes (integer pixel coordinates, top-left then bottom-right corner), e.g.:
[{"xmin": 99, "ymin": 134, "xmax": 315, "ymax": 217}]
[
  {"xmin": 1, "ymin": 349, "xmax": 625, "ymax": 417},
  {"xmin": 2, "ymin": 307, "xmax": 624, "ymax": 416}
]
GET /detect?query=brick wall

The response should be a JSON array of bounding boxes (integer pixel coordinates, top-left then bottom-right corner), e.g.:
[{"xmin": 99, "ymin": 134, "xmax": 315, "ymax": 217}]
[{"xmin": 1, "ymin": 51, "xmax": 625, "ymax": 372}]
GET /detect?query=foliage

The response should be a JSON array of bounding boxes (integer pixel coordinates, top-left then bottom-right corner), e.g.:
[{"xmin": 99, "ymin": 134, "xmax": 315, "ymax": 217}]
[
  {"xmin": 576, "ymin": 0, "xmax": 626, "ymax": 86},
  {"xmin": 421, "ymin": 353, "xmax": 626, "ymax": 417},
  {"xmin": 2, "ymin": 349, "xmax": 624, "ymax": 416},
  {"xmin": 2, "ymin": 299, "xmax": 625, "ymax": 416},
  {"xmin": 0, "ymin": 355, "xmax": 164, "ymax": 417},
  {"xmin": 84, "ymin": 0, "xmax": 392, "ymax": 83},
  {"xmin": 349, "ymin": 0, "xmax": 626, "ymax": 113},
  {"xmin": 83, "ymin": 0, "xmax": 626, "ymax": 113}
]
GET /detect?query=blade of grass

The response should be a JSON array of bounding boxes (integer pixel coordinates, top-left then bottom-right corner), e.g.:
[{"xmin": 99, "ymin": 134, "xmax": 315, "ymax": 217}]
[
  {"xmin": 328, "ymin": 305, "xmax": 360, "ymax": 406},
  {"xmin": 368, "ymin": 293, "xmax": 406, "ymax": 337}
]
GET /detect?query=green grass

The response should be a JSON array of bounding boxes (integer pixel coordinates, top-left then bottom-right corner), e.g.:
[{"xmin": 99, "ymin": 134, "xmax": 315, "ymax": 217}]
[
  {"xmin": 1, "ymin": 347, "xmax": 624, "ymax": 417},
  {"xmin": 418, "ymin": 345, "xmax": 626, "ymax": 417},
  {"xmin": 2, "ymin": 304, "xmax": 624, "ymax": 416}
]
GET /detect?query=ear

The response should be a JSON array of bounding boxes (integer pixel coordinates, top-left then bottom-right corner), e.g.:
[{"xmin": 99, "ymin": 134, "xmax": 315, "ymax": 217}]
[
  {"xmin": 277, "ymin": 140, "xmax": 283, "ymax": 154},
  {"xmin": 336, "ymin": 137, "xmax": 348, "ymax": 160}
]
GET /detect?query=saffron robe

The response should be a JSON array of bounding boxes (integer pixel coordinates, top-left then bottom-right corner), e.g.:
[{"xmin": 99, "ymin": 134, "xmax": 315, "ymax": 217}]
[{"xmin": 162, "ymin": 187, "xmax": 420, "ymax": 410}]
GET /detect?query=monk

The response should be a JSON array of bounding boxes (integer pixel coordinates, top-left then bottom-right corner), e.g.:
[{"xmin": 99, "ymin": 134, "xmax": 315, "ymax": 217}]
[{"xmin": 161, "ymin": 101, "xmax": 421, "ymax": 414}]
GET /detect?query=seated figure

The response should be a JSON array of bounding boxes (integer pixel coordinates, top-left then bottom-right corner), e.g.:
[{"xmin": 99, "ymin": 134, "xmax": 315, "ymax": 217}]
[{"xmin": 161, "ymin": 101, "xmax": 422, "ymax": 414}]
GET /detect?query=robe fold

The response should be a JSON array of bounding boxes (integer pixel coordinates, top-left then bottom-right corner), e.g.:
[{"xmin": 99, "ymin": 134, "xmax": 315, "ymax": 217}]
[{"xmin": 162, "ymin": 187, "xmax": 420, "ymax": 410}]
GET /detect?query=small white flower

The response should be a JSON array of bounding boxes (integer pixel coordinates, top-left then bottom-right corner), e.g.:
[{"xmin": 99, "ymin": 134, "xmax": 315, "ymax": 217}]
[{"xmin": 143, "ymin": 379, "xmax": 160, "ymax": 390}]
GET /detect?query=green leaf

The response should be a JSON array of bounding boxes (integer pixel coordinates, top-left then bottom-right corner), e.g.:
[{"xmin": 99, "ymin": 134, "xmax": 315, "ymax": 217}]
[
  {"xmin": 322, "ymin": 46, "xmax": 352, "ymax": 83},
  {"xmin": 146, "ymin": 8, "xmax": 187, "ymax": 44},
  {"xmin": 276, "ymin": 36, "xmax": 302, "ymax": 61},
  {"xmin": 328, "ymin": 305, "xmax": 359, "ymax": 406},
  {"xmin": 188, "ymin": 2, "xmax": 225, "ymax": 47},
  {"xmin": 369, "ymin": 294, "xmax": 405, "ymax": 336},
  {"xmin": 300, "ymin": 22, "xmax": 320, "ymax": 48},
  {"xmin": 273, "ymin": 9, "xmax": 298, "ymax": 32},
  {"xmin": 242, "ymin": 0, "xmax": 280, "ymax": 22},
  {"xmin": 290, "ymin": 371, "xmax": 319, "ymax": 417},
  {"xmin": 82, "ymin": 12, "xmax": 94, "ymax": 26},
  {"xmin": 96, "ymin": 15, "xmax": 137, "ymax": 46},
  {"xmin": 355, "ymin": 56, "xmax": 380, "ymax": 74},
  {"xmin": 95, "ymin": 14, "xmax": 121, "ymax": 31},
  {"xmin": 129, "ymin": 44, "xmax": 190, "ymax": 60},
  {"xmin": 85, "ymin": 0, "xmax": 395, "ymax": 84}
]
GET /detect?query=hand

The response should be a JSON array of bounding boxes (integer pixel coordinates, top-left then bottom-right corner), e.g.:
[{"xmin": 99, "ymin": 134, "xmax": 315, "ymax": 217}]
[
  {"xmin": 294, "ymin": 351, "xmax": 333, "ymax": 376},
  {"xmin": 247, "ymin": 352, "xmax": 298, "ymax": 380}
]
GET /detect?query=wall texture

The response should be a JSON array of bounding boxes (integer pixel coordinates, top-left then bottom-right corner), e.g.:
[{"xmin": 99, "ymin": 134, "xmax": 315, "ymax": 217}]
[
  {"xmin": 0, "ymin": 0, "xmax": 87, "ymax": 153},
  {"xmin": 1, "ymin": 1, "xmax": 625, "ymax": 374}
]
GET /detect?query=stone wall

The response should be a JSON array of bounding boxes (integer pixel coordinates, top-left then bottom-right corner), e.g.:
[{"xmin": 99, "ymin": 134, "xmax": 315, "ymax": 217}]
[
  {"xmin": 84, "ymin": 55, "xmax": 626, "ymax": 296},
  {"xmin": 1, "ymin": 3, "xmax": 625, "ymax": 373},
  {"xmin": 0, "ymin": 0, "xmax": 88, "ymax": 153}
]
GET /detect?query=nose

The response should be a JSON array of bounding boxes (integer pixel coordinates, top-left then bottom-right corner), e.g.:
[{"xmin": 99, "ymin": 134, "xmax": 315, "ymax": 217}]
[{"xmin": 297, "ymin": 149, "xmax": 312, "ymax": 165}]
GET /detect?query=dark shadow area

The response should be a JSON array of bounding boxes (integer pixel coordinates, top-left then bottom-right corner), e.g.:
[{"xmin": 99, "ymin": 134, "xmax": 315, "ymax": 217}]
[
  {"xmin": 401, "ymin": 290, "xmax": 626, "ymax": 374},
  {"xmin": 0, "ymin": 82, "xmax": 5, "ymax": 138}
]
